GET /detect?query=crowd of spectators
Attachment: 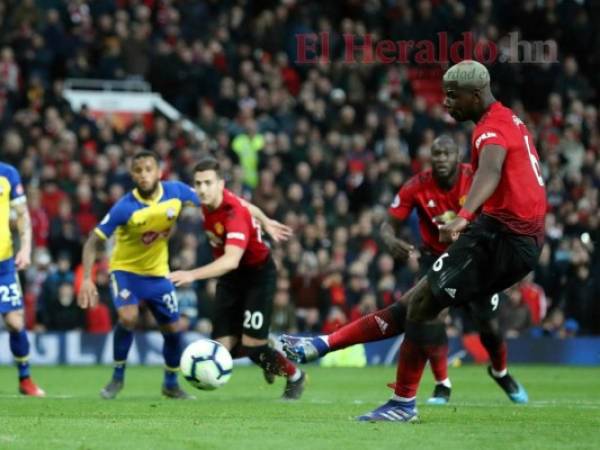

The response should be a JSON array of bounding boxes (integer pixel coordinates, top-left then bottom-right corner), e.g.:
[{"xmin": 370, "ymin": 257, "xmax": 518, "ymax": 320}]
[{"xmin": 1, "ymin": 0, "xmax": 599, "ymax": 337}]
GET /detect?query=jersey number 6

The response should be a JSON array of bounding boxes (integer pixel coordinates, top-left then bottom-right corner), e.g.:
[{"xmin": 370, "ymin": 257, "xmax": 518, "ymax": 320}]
[{"xmin": 523, "ymin": 135, "xmax": 544, "ymax": 187}]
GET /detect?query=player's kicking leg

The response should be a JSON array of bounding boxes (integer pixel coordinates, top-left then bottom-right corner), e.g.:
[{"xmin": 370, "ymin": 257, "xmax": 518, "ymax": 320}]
[
  {"xmin": 280, "ymin": 288, "xmax": 452, "ymax": 405},
  {"xmin": 280, "ymin": 300, "xmax": 407, "ymax": 363},
  {"xmin": 3, "ymin": 309, "xmax": 45, "ymax": 397}
]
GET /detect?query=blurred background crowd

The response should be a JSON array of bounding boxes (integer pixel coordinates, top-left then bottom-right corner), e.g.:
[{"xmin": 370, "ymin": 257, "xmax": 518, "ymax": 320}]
[{"xmin": 1, "ymin": 0, "xmax": 599, "ymax": 338}]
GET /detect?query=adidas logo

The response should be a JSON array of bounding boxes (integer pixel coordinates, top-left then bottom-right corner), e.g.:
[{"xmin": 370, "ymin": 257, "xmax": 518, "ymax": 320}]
[
  {"xmin": 444, "ymin": 288, "xmax": 457, "ymax": 298},
  {"xmin": 375, "ymin": 316, "xmax": 389, "ymax": 335},
  {"xmin": 427, "ymin": 199, "xmax": 436, "ymax": 208}
]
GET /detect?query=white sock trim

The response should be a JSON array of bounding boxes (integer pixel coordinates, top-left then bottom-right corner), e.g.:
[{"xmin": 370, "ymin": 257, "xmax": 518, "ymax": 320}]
[
  {"xmin": 437, "ymin": 378, "xmax": 452, "ymax": 388},
  {"xmin": 288, "ymin": 368, "xmax": 302, "ymax": 382},
  {"xmin": 491, "ymin": 368, "xmax": 508, "ymax": 378},
  {"xmin": 392, "ymin": 394, "xmax": 416, "ymax": 403}
]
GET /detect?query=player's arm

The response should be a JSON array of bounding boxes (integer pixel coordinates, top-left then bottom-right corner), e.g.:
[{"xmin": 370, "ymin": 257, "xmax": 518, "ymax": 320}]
[
  {"xmin": 78, "ymin": 231, "xmax": 105, "ymax": 309},
  {"xmin": 383, "ymin": 179, "xmax": 417, "ymax": 260},
  {"xmin": 78, "ymin": 203, "xmax": 126, "ymax": 309},
  {"xmin": 439, "ymin": 144, "xmax": 506, "ymax": 243},
  {"xmin": 380, "ymin": 215, "xmax": 414, "ymax": 261},
  {"xmin": 13, "ymin": 202, "xmax": 32, "ymax": 270},
  {"xmin": 169, "ymin": 245, "xmax": 244, "ymax": 286},
  {"xmin": 241, "ymin": 200, "xmax": 292, "ymax": 243},
  {"xmin": 7, "ymin": 167, "xmax": 31, "ymax": 270},
  {"xmin": 461, "ymin": 144, "xmax": 506, "ymax": 216}
]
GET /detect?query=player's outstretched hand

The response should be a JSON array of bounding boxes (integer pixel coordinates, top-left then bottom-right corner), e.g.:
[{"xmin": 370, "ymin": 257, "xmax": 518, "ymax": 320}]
[
  {"xmin": 383, "ymin": 237, "xmax": 414, "ymax": 261},
  {"xmin": 264, "ymin": 219, "xmax": 293, "ymax": 243},
  {"xmin": 169, "ymin": 270, "xmax": 196, "ymax": 287},
  {"xmin": 15, "ymin": 248, "xmax": 31, "ymax": 270},
  {"xmin": 439, "ymin": 217, "xmax": 468, "ymax": 243},
  {"xmin": 78, "ymin": 279, "xmax": 99, "ymax": 309}
]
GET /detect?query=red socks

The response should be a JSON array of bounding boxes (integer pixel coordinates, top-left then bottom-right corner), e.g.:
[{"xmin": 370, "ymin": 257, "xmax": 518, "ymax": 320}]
[
  {"xmin": 424, "ymin": 342, "xmax": 449, "ymax": 383},
  {"xmin": 328, "ymin": 303, "xmax": 406, "ymax": 351},
  {"xmin": 393, "ymin": 320, "xmax": 449, "ymax": 398},
  {"xmin": 487, "ymin": 341, "xmax": 508, "ymax": 372},
  {"xmin": 394, "ymin": 338, "xmax": 427, "ymax": 398},
  {"xmin": 274, "ymin": 349, "xmax": 299, "ymax": 377},
  {"xmin": 479, "ymin": 332, "xmax": 508, "ymax": 372}
]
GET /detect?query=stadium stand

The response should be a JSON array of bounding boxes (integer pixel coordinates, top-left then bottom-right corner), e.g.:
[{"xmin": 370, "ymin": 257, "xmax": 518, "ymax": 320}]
[{"xmin": 0, "ymin": 0, "xmax": 599, "ymax": 337}]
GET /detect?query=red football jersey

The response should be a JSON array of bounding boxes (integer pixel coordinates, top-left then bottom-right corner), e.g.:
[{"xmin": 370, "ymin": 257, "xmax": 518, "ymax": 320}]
[
  {"xmin": 202, "ymin": 189, "xmax": 270, "ymax": 267},
  {"xmin": 388, "ymin": 163, "xmax": 473, "ymax": 254},
  {"xmin": 471, "ymin": 102, "xmax": 546, "ymax": 239}
]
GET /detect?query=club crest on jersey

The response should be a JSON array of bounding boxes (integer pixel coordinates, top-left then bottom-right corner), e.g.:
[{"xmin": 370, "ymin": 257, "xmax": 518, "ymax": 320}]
[
  {"xmin": 459, "ymin": 195, "xmax": 466, "ymax": 206},
  {"xmin": 215, "ymin": 223, "xmax": 224, "ymax": 235},
  {"xmin": 475, "ymin": 132, "xmax": 497, "ymax": 150},
  {"xmin": 141, "ymin": 229, "xmax": 169, "ymax": 245}
]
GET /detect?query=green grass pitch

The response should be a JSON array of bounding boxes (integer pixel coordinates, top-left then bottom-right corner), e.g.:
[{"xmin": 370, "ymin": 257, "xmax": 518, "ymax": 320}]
[{"xmin": 1, "ymin": 364, "xmax": 599, "ymax": 450}]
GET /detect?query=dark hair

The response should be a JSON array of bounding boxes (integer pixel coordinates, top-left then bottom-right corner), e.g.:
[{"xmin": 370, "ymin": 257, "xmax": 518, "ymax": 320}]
[
  {"xmin": 132, "ymin": 150, "xmax": 160, "ymax": 164},
  {"xmin": 194, "ymin": 156, "xmax": 221, "ymax": 178},
  {"xmin": 432, "ymin": 134, "xmax": 458, "ymax": 153}
]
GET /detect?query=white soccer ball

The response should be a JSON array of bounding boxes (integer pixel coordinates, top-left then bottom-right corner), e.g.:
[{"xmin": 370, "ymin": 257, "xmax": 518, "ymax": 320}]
[{"xmin": 180, "ymin": 339, "xmax": 233, "ymax": 390}]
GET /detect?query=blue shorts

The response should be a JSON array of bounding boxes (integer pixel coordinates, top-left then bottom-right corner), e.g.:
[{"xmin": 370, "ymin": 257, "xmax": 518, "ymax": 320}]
[
  {"xmin": 110, "ymin": 271, "xmax": 179, "ymax": 325},
  {"xmin": 0, "ymin": 271, "xmax": 23, "ymax": 314}
]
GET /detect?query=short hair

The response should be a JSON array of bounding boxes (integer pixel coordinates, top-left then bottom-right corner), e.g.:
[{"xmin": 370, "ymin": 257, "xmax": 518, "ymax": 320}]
[
  {"xmin": 432, "ymin": 134, "xmax": 458, "ymax": 152},
  {"xmin": 443, "ymin": 60, "xmax": 490, "ymax": 90},
  {"xmin": 131, "ymin": 150, "xmax": 160, "ymax": 164},
  {"xmin": 194, "ymin": 156, "xmax": 221, "ymax": 178}
]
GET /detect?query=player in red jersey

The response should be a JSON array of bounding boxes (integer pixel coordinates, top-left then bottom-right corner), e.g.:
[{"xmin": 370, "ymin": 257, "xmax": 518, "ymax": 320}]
[
  {"xmin": 282, "ymin": 136, "xmax": 526, "ymax": 405},
  {"xmin": 350, "ymin": 59, "xmax": 546, "ymax": 422},
  {"xmin": 288, "ymin": 60, "xmax": 544, "ymax": 422},
  {"xmin": 169, "ymin": 157, "xmax": 306, "ymax": 399}
]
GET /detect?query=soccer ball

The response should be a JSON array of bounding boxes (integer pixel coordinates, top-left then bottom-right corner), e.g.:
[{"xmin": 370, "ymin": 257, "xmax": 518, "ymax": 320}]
[{"xmin": 180, "ymin": 339, "xmax": 233, "ymax": 390}]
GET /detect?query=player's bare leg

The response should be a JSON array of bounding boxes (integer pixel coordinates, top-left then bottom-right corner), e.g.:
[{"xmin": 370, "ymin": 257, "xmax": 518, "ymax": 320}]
[
  {"xmin": 4, "ymin": 310, "xmax": 45, "ymax": 397},
  {"xmin": 101, "ymin": 304, "xmax": 139, "ymax": 399},
  {"xmin": 216, "ymin": 335, "xmax": 238, "ymax": 351},
  {"xmin": 359, "ymin": 277, "xmax": 443, "ymax": 422},
  {"xmin": 281, "ymin": 299, "xmax": 407, "ymax": 363}
]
